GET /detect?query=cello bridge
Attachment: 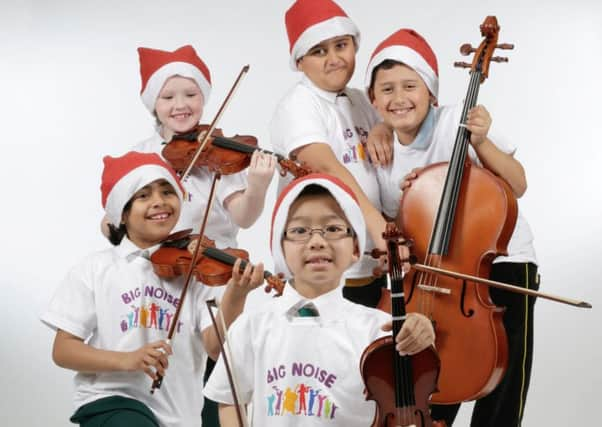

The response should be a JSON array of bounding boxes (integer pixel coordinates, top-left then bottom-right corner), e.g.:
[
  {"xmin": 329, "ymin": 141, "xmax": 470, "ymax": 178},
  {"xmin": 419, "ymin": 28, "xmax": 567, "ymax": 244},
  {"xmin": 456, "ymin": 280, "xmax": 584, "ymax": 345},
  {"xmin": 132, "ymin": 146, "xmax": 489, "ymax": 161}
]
[{"xmin": 417, "ymin": 284, "xmax": 451, "ymax": 295}]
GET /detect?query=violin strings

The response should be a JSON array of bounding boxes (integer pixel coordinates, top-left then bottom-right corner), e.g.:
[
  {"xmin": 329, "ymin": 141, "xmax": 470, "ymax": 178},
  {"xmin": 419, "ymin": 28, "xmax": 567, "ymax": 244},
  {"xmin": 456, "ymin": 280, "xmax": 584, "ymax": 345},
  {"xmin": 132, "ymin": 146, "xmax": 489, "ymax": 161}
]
[{"xmin": 393, "ymin": 257, "xmax": 416, "ymax": 425}]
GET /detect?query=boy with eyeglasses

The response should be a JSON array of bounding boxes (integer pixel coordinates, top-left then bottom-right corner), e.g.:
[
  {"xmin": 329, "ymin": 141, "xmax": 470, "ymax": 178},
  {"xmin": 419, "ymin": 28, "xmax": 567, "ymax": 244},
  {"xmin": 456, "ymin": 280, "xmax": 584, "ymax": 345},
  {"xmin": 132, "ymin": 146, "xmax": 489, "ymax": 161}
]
[{"xmin": 204, "ymin": 174, "xmax": 435, "ymax": 426}]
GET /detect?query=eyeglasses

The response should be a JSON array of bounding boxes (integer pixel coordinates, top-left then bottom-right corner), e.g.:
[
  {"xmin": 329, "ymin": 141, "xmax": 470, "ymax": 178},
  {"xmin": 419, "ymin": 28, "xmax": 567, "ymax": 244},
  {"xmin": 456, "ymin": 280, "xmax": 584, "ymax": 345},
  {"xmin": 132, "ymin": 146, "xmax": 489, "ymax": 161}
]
[{"xmin": 283, "ymin": 224, "xmax": 354, "ymax": 242}]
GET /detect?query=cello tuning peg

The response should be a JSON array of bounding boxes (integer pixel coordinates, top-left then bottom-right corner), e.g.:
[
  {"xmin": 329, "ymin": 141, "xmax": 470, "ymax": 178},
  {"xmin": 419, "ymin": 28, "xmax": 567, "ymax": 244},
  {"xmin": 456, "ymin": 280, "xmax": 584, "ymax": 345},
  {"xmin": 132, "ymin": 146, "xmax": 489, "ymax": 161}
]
[
  {"xmin": 459, "ymin": 43, "xmax": 476, "ymax": 55},
  {"xmin": 366, "ymin": 248, "xmax": 387, "ymax": 259},
  {"xmin": 454, "ymin": 61, "xmax": 472, "ymax": 69},
  {"xmin": 491, "ymin": 56, "xmax": 509, "ymax": 63},
  {"xmin": 496, "ymin": 43, "xmax": 514, "ymax": 50}
]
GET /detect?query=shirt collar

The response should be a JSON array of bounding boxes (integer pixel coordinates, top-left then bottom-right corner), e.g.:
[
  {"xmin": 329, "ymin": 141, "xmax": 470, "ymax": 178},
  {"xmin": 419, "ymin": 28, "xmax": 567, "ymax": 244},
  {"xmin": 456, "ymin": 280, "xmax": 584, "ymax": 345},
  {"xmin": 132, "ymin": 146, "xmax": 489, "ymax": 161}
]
[
  {"xmin": 115, "ymin": 237, "xmax": 161, "ymax": 262},
  {"xmin": 278, "ymin": 279, "xmax": 347, "ymax": 322},
  {"xmin": 300, "ymin": 74, "xmax": 347, "ymax": 104},
  {"xmin": 397, "ymin": 106, "xmax": 436, "ymax": 151}
]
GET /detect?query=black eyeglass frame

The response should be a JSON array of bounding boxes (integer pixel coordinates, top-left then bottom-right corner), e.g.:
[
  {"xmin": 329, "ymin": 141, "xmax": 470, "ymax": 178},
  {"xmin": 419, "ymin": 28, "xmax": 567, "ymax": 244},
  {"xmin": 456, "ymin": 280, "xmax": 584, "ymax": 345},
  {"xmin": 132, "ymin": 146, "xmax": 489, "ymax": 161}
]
[{"xmin": 282, "ymin": 226, "xmax": 355, "ymax": 242}]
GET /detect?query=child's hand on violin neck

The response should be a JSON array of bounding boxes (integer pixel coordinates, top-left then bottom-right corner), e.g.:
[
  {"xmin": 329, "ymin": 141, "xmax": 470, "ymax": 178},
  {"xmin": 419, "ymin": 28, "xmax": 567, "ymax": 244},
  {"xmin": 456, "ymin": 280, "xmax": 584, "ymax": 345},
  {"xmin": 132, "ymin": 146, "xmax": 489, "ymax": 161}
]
[
  {"xmin": 228, "ymin": 258, "xmax": 265, "ymax": 297},
  {"xmin": 246, "ymin": 151, "xmax": 277, "ymax": 193},
  {"xmin": 123, "ymin": 340, "xmax": 173, "ymax": 381},
  {"xmin": 381, "ymin": 313, "xmax": 435, "ymax": 356}
]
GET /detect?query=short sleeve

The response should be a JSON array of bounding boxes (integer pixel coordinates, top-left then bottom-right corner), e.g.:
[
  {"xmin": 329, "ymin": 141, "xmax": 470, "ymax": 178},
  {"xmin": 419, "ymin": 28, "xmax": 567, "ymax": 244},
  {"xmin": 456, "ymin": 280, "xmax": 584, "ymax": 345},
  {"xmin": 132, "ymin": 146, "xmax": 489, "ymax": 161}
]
[
  {"xmin": 40, "ymin": 260, "xmax": 97, "ymax": 340},
  {"xmin": 196, "ymin": 285, "xmax": 227, "ymax": 333},
  {"xmin": 131, "ymin": 132, "xmax": 163, "ymax": 154},
  {"xmin": 357, "ymin": 90, "xmax": 382, "ymax": 125},
  {"xmin": 203, "ymin": 314, "xmax": 255, "ymax": 405},
  {"xmin": 270, "ymin": 86, "xmax": 330, "ymax": 158},
  {"xmin": 378, "ymin": 166, "xmax": 402, "ymax": 219},
  {"xmin": 216, "ymin": 171, "xmax": 247, "ymax": 207}
]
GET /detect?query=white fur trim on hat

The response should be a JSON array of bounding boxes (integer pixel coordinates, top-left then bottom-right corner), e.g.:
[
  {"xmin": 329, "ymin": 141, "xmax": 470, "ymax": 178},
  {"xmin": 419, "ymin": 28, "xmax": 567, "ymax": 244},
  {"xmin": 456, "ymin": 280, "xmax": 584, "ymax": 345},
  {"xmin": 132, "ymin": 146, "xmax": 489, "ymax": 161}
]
[
  {"xmin": 270, "ymin": 173, "xmax": 366, "ymax": 279},
  {"xmin": 140, "ymin": 62, "xmax": 211, "ymax": 113},
  {"xmin": 365, "ymin": 45, "xmax": 438, "ymax": 98},
  {"xmin": 105, "ymin": 164, "xmax": 184, "ymax": 227},
  {"xmin": 290, "ymin": 16, "xmax": 360, "ymax": 71}
]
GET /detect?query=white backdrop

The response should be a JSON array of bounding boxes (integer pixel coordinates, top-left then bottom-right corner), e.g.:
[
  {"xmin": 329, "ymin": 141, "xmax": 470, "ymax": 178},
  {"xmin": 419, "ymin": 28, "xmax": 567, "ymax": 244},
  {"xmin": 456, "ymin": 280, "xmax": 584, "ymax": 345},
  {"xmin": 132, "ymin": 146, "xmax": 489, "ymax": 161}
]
[{"xmin": 1, "ymin": 0, "xmax": 600, "ymax": 425}]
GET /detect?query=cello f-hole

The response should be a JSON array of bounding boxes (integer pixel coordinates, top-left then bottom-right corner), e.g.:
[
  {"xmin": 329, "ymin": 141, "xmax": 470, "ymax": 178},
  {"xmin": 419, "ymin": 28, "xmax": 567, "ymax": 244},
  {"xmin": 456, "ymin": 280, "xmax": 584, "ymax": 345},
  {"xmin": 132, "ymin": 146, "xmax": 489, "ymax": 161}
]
[
  {"xmin": 460, "ymin": 280, "xmax": 475, "ymax": 318},
  {"xmin": 406, "ymin": 272, "xmax": 419, "ymax": 304}
]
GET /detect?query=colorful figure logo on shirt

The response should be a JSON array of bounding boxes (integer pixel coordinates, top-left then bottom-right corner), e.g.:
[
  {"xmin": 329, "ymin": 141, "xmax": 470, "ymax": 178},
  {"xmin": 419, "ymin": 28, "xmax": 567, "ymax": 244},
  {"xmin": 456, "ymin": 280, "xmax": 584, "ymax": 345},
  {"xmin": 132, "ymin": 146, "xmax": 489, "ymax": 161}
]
[
  {"xmin": 342, "ymin": 126, "xmax": 369, "ymax": 164},
  {"xmin": 119, "ymin": 285, "xmax": 183, "ymax": 333},
  {"xmin": 265, "ymin": 362, "xmax": 339, "ymax": 420}
]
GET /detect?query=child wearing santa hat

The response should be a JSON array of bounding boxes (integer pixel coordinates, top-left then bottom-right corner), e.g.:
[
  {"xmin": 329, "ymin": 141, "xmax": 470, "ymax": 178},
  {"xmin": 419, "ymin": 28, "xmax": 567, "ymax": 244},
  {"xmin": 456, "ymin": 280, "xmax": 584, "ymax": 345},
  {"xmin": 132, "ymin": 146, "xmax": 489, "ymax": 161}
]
[
  {"xmin": 270, "ymin": 0, "xmax": 393, "ymax": 310},
  {"xmin": 203, "ymin": 173, "xmax": 435, "ymax": 426},
  {"xmin": 365, "ymin": 28, "xmax": 538, "ymax": 427},
  {"xmin": 43, "ymin": 151, "xmax": 264, "ymax": 427},
  {"xmin": 118, "ymin": 45, "xmax": 276, "ymax": 250}
]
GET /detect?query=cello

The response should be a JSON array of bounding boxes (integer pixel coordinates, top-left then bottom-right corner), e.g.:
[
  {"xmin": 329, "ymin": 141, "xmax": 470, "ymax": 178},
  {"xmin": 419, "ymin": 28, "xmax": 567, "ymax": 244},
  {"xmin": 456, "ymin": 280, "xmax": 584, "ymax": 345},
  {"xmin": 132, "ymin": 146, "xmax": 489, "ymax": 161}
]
[{"xmin": 396, "ymin": 16, "xmax": 516, "ymax": 404}]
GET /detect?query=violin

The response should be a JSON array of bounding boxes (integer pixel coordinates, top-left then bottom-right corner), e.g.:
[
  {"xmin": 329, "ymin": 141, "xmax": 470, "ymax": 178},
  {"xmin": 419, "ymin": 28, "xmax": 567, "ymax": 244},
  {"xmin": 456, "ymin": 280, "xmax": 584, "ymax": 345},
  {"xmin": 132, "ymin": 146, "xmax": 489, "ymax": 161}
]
[
  {"xmin": 150, "ymin": 229, "xmax": 284, "ymax": 296},
  {"xmin": 162, "ymin": 124, "xmax": 257, "ymax": 175},
  {"xmin": 396, "ymin": 16, "xmax": 515, "ymax": 403},
  {"xmin": 162, "ymin": 124, "xmax": 312, "ymax": 178},
  {"xmin": 361, "ymin": 223, "xmax": 440, "ymax": 427}
]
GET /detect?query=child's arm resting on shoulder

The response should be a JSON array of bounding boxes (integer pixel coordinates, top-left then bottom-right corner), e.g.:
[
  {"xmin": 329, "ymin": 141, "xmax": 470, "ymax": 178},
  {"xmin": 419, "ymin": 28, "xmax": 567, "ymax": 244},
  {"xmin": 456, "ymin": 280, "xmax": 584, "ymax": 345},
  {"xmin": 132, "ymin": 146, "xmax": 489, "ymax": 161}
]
[
  {"xmin": 52, "ymin": 329, "xmax": 172, "ymax": 380},
  {"xmin": 201, "ymin": 259, "xmax": 264, "ymax": 360},
  {"xmin": 366, "ymin": 122, "xmax": 394, "ymax": 167},
  {"xmin": 293, "ymin": 143, "xmax": 387, "ymax": 250}
]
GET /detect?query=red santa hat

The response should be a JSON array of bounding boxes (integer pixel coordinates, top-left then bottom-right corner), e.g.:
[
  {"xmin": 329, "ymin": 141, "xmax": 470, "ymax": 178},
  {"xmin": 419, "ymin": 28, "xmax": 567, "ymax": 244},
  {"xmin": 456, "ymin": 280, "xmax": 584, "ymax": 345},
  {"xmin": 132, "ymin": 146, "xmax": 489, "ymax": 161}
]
[
  {"xmin": 285, "ymin": 0, "xmax": 360, "ymax": 71},
  {"xmin": 101, "ymin": 151, "xmax": 185, "ymax": 227},
  {"xmin": 137, "ymin": 45, "xmax": 211, "ymax": 113},
  {"xmin": 365, "ymin": 28, "xmax": 439, "ymax": 100},
  {"xmin": 270, "ymin": 173, "xmax": 366, "ymax": 279}
]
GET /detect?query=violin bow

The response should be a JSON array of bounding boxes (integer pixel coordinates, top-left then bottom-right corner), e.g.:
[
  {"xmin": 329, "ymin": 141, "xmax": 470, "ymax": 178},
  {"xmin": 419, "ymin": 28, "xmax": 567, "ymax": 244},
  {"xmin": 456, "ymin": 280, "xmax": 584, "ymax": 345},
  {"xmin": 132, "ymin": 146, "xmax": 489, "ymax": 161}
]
[
  {"xmin": 367, "ymin": 249, "xmax": 592, "ymax": 309},
  {"xmin": 150, "ymin": 172, "xmax": 221, "ymax": 393},
  {"xmin": 410, "ymin": 262, "xmax": 592, "ymax": 309},
  {"xmin": 180, "ymin": 65, "xmax": 250, "ymax": 181},
  {"xmin": 206, "ymin": 299, "xmax": 250, "ymax": 427},
  {"xmin": 153, "ymin": 65, "xmax": 251, "ymax": 391}
]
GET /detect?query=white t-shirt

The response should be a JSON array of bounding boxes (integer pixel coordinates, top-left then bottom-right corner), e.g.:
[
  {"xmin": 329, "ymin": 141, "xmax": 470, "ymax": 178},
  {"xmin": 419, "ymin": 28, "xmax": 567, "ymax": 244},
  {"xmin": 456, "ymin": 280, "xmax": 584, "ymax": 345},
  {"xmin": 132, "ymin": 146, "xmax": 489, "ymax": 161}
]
[
  {"xmin": 204, "ymin": 284, "xmax": 391, "ymax": 426},
  {"xmin": 133, "ymin": 132, "xmax": 247, "ymax": 249},
  {"xmin": 270, "ymin": 76, "xmax": 383, "ymax": 278},
  {"xmin": 41, "ymin": 237, "xmax": 224, "ymax": 427},
  {"xmin": 376, "ymin": 104, "xmax": 536, "ymax": 264}
]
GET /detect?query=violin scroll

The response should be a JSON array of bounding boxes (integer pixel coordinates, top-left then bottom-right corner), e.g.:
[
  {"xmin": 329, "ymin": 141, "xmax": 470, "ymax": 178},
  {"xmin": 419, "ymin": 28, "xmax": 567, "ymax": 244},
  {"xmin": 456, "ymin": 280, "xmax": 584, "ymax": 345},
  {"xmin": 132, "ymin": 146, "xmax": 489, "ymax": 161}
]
[
  {"xmin": 264, "ymin": 273, "xmax": 285, "ymax": 297},
  {"xmin": 277, "ymin": 158, "xmax": 313, "ymax": 178}
]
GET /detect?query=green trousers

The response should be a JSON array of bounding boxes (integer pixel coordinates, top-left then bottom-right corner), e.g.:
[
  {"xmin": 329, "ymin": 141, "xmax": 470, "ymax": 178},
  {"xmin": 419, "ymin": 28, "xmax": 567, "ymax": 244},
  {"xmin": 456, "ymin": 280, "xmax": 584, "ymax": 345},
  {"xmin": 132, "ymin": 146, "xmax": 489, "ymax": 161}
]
[{"xmin": 70, "ymin": 396, "xmax": 159, "ymax": 427}]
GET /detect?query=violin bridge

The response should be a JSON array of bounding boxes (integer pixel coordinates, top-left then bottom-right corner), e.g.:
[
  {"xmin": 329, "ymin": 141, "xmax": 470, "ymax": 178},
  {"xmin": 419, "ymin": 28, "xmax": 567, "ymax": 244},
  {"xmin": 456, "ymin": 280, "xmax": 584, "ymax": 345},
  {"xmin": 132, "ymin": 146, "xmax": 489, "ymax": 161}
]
[{"xmin": 418, "ymin": 284, "xmax": 452, "ymax": 295}]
